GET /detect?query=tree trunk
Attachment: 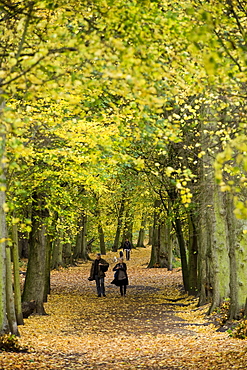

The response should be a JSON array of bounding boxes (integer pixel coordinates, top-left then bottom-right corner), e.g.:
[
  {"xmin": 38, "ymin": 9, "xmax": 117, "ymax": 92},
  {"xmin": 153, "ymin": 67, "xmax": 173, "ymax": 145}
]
[
  {"xmin": 121, "ymin": 209, "xmax": 134, "ymax": 248},
  {"xmin": 11, "ymin": 223, "xmax": 24, "ymax": 325},
  {"xmin": 174, "ymin": 216, "xmax": 189, "ymax": 292},
  {"xmin": 147, "ymin": 226, "xmax": 153, "ymax": 246},
  {"xmin": 187, "ymin": 212, "xmax": 198, "ymax": 295},
  {"xmin": 51, "ymin": 236, "xmax": 64, "ymax": 270},
  {"xmin": 98, "ymin": 222, "xmax": 106, "ymax": 255},
  {"xmin": 226, "ymin": 193, "xmax": 247, "ymax": 319},
  {"xmin": 197, "ymin": 194, "xmax": 211, "ymax": 305},
  {"xmin": 73, "ymin": 216, "xmax": 83, "ymax": 260},
  {"xmin": 63, "ymin": 242, "xmax": 73, "ymax": 265},
  {"xmin": 136, "ymin": 213, "xmax": 146, "ymax": 248},
  {"xmin": 18, "ymin": 231, "xmax": 29, "ymax": 258},
  {"xmin": 94, "ymin": 194, "xmax": 106, "ymax": 255},
  {"xmin": 197, "ymin": 139, "xmax": 230, "ymax": 311},
  {"xmin": 43, "ymin": 236, "xmax": 52, "ymax": 302},
  {"xmin": 148, "ymin": 200, "xmax": 161, "ymax": 268},
  {"xmin": 165, "ymin": 217, "xmax": 173, "ymax": 271},
  {"xmin": 0, "ymin": 109, "xmax": 13, "ymax": 334},
  {"xmin": 6, "ymin": 244, "xmax": 19, "ymax": 335},
  {"xmin": 159, "ymin": 221, "xmax": 169, "ymax": 268},
  {"xmin": 81, "ymin": 213, "xmax": 89, "ymax": 260},
  {"xmin": 22, "ymin": 192, "xmax": 49, "ymax": 315},
  {"xmin": 112, "ymin": 197, "xmax": 125, "ymax": 252}
]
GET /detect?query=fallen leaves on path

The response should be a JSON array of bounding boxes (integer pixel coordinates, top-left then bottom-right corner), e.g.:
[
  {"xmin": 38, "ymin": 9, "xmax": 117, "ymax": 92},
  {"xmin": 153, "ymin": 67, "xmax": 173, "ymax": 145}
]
[{"xmin": 1, "ymin": 247, "xmax": 247, "ymax": 369}]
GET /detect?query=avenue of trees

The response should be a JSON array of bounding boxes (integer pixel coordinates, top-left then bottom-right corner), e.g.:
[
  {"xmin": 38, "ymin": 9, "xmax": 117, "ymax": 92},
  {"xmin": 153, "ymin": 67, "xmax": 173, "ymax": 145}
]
[{"xmin": 1, "ymin": 0, "xmax": 247, "ymax": 336}]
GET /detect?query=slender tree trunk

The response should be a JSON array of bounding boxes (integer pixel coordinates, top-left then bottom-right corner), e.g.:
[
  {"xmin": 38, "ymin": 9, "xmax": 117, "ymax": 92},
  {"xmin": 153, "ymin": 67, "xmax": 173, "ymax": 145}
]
[
  {"xmin": 112, "ymin": 197, "xmax": 125, "ymax": 252},
  {"xmin": 0, "ymin": 205, "xmax": 8, "ymax": 334},
  {"xmin": 197, "ymin": 196, "xmax": 211, "ymax": 305},
  {"xmin": 174, "ymin": 216, "xmax": 189, "ymax": 292},
  {"xmin": 166, "ymin": 187, "xmax": 189, "ymax": 291},
  {"xmin": 148, "ymin": 226, "xmax": 153, "ymax": 246},
  {"xmin": 136, "ymin": 213, "xmax": 146, "ymax": 248},
  {"xmin": 94, "ymin": 194, "xmax": 106, "ymax": 255},
  {"xmin": 0, "ymin": 109, "xmax": 13, "ymax": 334},
  {"xmin": 11, "ymin": 223, "xmax": 24, "ymax": 325},
  {"xmin": 187, "ymin": 212, "xmax": 198, "ymax": 295},
  {"xmin": 148, "ymin": 200, "xmax": 161, "ymax": 268},
  {"xmin": 98, "ymin": 222, "xmax": 106, "ymax": 255},
  {"xmin": 121, "ymin": 209, "xmax": 134, "ymax": 247},
  {"xmin": 74, "ymin": 224, "xmax": 82, "ymax": 260},
  {"xmin": 6, "ymin": 244, "xmax": 19, "ymax": 335},
  {"xmin": 50, "ymin": 213, "xmax": 63, "ymax": 270},
  {"xmin": 43, "ymin": 236, "xmax": 52, "ymax": 302},
  {"xmin": 164, "ymin": 217, "xmax": 173, "ymax": 271},
  {"xmin": 159, "ymin": 221, "xmax": 169, "ymax": 268},
  {"xmin": 81, "ymin": 213, "xmax": 89, "ymax": 260}
]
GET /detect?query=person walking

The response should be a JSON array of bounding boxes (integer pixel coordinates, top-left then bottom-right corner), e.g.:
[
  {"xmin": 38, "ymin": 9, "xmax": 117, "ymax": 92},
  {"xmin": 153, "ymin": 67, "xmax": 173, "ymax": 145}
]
[
  {"xmin": 123, "ymin": 238, "xmax": 132, "ymax": 261},
  {"xmin": 111, "ymin": 257, "xmax": 129, "ymax": 296},
  {"xmin": 89, "ymin": 253, "xmax": 109, "ymax": 297}
]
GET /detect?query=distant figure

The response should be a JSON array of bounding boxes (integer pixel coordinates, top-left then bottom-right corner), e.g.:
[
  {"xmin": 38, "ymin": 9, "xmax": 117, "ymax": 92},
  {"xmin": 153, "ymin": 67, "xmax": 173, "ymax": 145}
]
[
  {"xmin": 111, "ymin": 257, "xmax": 129, "ymax": 296},
  {"xmin": 89, "ymin": 253, "xmax": 109, "ymax": 297},
  {"xmin": 123, "ymin": 238, "xmax": 132, "ymax": 260},
  {"xmin": 119, "ymin": 250, "xmax": 123, "ymax": 258}
]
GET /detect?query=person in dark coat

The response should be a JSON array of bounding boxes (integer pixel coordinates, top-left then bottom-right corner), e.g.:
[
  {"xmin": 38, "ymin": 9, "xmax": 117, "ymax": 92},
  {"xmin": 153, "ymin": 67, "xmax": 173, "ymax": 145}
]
[
  {"xmin": 89, "ymin": 253, "xmax": 109, "ymax": 297},
  {"xmin": 123, "ymin": 238, "xmax": 132, "ymax": 260},
  {"xmin": 111, "ymin": 257, "xmax": 129, "ymax": 296}
]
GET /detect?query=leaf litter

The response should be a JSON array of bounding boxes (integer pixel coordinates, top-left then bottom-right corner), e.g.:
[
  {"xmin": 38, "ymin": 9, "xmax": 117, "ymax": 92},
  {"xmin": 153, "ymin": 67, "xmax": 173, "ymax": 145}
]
[{"xmin": 1, "ymin": 247, "xmax": 247, "ymax": 369}]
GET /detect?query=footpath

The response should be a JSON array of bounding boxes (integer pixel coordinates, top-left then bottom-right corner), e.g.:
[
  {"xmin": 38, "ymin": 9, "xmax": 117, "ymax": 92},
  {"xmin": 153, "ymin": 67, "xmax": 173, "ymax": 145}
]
[{"xmin": 1, "ymin": 247, "xmax": 247, "ymax": 369}]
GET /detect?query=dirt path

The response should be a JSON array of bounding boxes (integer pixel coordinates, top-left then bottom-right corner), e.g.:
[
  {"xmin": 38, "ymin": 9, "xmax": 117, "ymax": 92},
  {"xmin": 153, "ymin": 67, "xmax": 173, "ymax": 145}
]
[{"xmin": 1, "ymin": 247, "xmax": 247, "ymax": 369}]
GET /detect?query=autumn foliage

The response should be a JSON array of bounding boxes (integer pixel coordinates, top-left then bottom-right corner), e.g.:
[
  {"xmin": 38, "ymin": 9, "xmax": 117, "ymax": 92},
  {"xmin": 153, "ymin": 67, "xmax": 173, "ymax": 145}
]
[{"xmin": 0, "ymin": 247, "xmax": 247, "ymax": 369}]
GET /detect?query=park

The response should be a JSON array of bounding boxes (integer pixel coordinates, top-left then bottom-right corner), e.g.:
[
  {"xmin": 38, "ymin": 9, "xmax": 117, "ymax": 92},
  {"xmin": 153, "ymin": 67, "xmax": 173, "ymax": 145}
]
[{"xmin": 1, "ymin": 0, "xmax": 247, "ymax": 368}]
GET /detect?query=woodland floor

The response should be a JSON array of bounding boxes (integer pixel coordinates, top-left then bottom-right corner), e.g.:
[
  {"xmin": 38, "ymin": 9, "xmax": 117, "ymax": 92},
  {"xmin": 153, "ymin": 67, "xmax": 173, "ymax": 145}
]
[{"xmin": 1, "ymin": 247, "xmax": 247, "ymax": 369}]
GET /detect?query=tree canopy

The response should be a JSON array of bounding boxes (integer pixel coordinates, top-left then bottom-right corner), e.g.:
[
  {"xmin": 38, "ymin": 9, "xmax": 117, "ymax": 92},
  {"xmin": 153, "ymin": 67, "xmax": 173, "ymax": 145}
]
[{"xmin": 1, "ymin": 0, "xmax": 247, "ymax": 335}]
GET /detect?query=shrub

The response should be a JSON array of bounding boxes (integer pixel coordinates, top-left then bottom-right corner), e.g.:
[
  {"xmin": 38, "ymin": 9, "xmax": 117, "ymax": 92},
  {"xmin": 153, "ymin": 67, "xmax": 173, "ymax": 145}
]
[
  {"xmin": 231, "ymin": 320, "xmax": 247, "ymax": 339},
  {"xmin": 0, "ymin": 334, "xmax": 21, "ymax": 352}
]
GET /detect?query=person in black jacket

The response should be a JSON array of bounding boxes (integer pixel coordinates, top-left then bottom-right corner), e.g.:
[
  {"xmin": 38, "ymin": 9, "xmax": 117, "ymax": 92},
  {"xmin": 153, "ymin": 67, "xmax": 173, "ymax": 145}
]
[
  {"xmin": 89, "ymin": 253, "xmax": 109, "ymax": 297},
  {"xmin": 111, "ymin": 257, "xmax": 129, "ymax": 296},
  {"xmin": 123, "ymin": 238, "xmax": 132, "ymax": 260}
]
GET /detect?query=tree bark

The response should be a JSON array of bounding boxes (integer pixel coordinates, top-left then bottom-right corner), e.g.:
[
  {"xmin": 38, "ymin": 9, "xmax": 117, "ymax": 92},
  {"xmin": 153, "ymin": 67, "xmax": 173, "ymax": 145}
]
[
  {"xmin": 43, "ymin": 236, "xmax": 52, "ymax": 302},
  {"xmin": 121, "ymin": 209, "xmax": 134, "ymax": 247},
  {"xmin": 226, "ymin": 193, "xmax": 247, "ymax": 319},
  {"xmin": 112, "ymin": 196, "xmax": 125, "ymax": 252},
  {"xmin": 81, "ymin": 213, "xmax": 89, "ymax": 260},
  {"xmin": 148, "ymin": 200, "xmax": 161, "ymax": 268},
  {"xmin": 136, "ymin": 213, "xmax": 146, "ymax": 248},
  {"xmin": 174, "ymin": 216, "xmax": 189, "ymax": 292},
  {"xmin": 11, "ymin": 223, "xmax": 24, "ymax": 325},
  {"xmin": 73, "ymin": 216, "xmax": 83, "ymax": 260},
  {"xmin": 22, "ymin": 192, "xmax": 49, "ymax": 315},
  {"xmin": 147, "ymin": 226, "xmax": 153, "ymax": 246},
  {"xmin": 51, "ymin": 235, "xmax": 64, "ymax": 270},
  {"xmin": 159, "ymin": 221, "xmax": 169, "ymax": 268},
  {"xmin": 63, "ymin": 242, "xmax": 73, "ymax": 265},
  {"xmin": 0, "ymin": 107, "xmax": 13, "ymax": 334},
  {"xmin": 98, "ymin": 222, "xmax": 106, "ymax": 255},
  {"xmin": 6, "ymin": 244, "xmax": 19, "ymax": 335},
  {"xmin": 187, "ymin": 212, "xmax": 198, "ymax": 295}
]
